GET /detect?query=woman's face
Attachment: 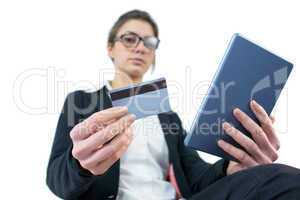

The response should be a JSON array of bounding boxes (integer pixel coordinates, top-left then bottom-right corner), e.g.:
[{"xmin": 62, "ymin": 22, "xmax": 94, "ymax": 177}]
[{"xmin": 107, "ymin": 19, "xmax": 156, "ymax": 79}]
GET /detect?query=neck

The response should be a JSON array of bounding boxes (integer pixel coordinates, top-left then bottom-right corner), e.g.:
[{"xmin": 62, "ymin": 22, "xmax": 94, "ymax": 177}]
[{"xmin": 111, "ymin": 72, "xmax": 143, "ymax": 89}]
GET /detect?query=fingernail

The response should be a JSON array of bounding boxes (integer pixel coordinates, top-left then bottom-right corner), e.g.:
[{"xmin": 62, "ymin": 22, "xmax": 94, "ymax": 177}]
[
  {"xmin": 116, "ymin": 106, "xmax": 128, "ymax": 112},
  {"xmin": 126, "ymin": 138, "xmax": 131, "ymax": 145},
  {"xmin": 222, "ymin": 122, "xmax": 230, "ymax": 130},
  {"xmin": 217, "ymin": 140, "xmax": 224, "ymax": 146},
  {"xmin": 121, "ymin": 106, "xmax": 128, "ymax": 111},
  {"xmin": 233, "ymin": 108, "xmax": 240, "ymax": 115},
  {"xmin": 129, "ymin": 114, "xmax": 136, "ymax": 120}
]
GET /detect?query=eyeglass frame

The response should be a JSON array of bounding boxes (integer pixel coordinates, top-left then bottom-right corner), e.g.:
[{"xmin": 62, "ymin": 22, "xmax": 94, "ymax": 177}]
[{"xmin": 113, "ymin": 31, "xmax": 160, "ymax": 50}]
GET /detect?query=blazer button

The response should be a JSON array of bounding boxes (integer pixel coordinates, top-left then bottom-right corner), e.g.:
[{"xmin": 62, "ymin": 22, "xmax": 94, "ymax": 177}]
[{"xmin": 107, "ymin": 195, "xmax": 115, "ymax": 199}]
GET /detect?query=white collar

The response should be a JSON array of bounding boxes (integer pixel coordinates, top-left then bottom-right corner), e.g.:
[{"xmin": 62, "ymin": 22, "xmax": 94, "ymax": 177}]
[{"xmin": 104, "ymin": 80, "xmax": 113, "ymax": 91}]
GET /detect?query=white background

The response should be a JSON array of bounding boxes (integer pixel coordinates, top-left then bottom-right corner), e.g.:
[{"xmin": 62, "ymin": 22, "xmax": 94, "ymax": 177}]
[{"xmin": 1, "ymin": 0, "xmax": 299, "ymax": 199}]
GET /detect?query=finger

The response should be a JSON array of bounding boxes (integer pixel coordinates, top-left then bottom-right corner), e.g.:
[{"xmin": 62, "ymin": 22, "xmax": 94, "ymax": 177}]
[
  {"xmin": 217, "ymin": 139, "xmax": 257, "ymax": 167},
  {"xmin": 250, "ymin": 100, "xmax": 280, "ymax": 150},
  {"xmin": 79, "ymin": 114, "xmax": 135, "ymax": 156},
  {"xmin": 88, "ymin": 106, "xmax": 129, "ymax": 127},
  {"xmin": 89, "ymin": 142, "xmax": 128, "ymax": 175},
  {"xmin": 72, "ymin": 118, "xmax": 119, "ymax": 143},
  {"xmin": 222, "ymin": 122, "xmax": 272, "ymax": 164},
  {"xmin": 82, "ymin": 127, "xmax": 133, "ymax": 170},
  {"xmin": 87, "ymin": 128, "xmax": 133, "ymax": 175},
  {"xmin": 233, "ymin": 108, "xmax": 278, "ymax": 161},
  {"xmin": 71, "ymin": 107, "xmax": 128, "ymax": 141},
  {"xmin": 270, "ymin": 115, "xmax": 275, "ymax": 124}
]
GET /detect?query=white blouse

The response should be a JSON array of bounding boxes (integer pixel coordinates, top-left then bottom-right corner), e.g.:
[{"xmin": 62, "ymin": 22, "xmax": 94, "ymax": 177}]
[{"xmin": 105, "ymin": 81, "xmax": 176, "ymax": 200}]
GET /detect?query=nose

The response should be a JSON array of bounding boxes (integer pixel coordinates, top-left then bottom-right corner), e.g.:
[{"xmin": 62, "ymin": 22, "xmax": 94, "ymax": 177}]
[{"xmin": 132, "ymin": 40, "xmax": 148, "ymax": 54}]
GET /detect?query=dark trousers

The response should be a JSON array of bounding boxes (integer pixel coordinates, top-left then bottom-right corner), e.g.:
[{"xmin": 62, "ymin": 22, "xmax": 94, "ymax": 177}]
[{"xmin": 189, "ymin": 164, "xmax": 300, "ymax": 200}]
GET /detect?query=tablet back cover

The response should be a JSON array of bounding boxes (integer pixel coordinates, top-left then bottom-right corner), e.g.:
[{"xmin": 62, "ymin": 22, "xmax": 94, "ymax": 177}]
[{"xmin": 184, "ymin": 34, "xmax": 293, "ymax": 160}]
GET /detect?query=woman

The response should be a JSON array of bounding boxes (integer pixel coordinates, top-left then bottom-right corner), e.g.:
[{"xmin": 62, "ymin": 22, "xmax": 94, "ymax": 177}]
[{"xmin": 46, "ymin": 10, "xmax": 300, "ymax": 200}]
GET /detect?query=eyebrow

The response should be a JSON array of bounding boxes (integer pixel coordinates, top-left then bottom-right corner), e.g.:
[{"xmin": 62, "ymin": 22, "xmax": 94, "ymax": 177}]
[{"xmin": 119, "ymin": 31, "xmax": 154, "ymax": 38}]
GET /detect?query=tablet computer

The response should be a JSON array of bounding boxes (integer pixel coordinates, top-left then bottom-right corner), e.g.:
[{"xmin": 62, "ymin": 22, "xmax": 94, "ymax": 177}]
[{"xmin": 184, "ymin": 34, "xmax": 293, "ymax": 160}]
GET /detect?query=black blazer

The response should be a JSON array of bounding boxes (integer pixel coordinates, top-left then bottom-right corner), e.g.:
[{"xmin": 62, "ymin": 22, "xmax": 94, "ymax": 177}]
[{"xmin": 46, "ymin": 87, "xmax": 228, "ymax": 200}]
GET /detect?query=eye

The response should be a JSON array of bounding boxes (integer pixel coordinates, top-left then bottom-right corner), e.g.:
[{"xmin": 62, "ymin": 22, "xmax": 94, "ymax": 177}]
[
  {"xmin": 144, "ymin": 37, "xmax": 159, "ymax": 49},
  {"xmin": 122, "ymin": 35, "xmax": 138, "ymax": 44}
]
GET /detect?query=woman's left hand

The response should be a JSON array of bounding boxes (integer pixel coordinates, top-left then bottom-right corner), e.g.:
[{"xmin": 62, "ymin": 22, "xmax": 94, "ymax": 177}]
[{"xmin": 217, "ymin": 100, "xmax": 280, "ymax": 175}]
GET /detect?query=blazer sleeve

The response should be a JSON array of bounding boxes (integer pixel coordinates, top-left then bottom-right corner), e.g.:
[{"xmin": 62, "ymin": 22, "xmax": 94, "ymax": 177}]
[
  {"xmin": 46, "ymin": 91, "xmax": 96, "ymax": 199},
  {"xmin": 172, "ymin": 113, "xmax": 229, "ymax": 194}
]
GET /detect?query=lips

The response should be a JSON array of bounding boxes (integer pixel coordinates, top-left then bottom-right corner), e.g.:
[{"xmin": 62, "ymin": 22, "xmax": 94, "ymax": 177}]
[{"xmin": 129, "ymin": 58, "xmax": 145, "ymax": 65}]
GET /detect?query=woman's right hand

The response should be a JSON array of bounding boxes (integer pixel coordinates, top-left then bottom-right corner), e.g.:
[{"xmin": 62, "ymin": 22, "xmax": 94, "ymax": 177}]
[{"xmin": 70, "ymin": 107, "xmax": 135, "ymax": 175}]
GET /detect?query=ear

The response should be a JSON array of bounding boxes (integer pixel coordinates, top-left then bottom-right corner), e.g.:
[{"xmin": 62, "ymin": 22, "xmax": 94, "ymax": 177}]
[
  {"xmin": 107, "ymin": 44, "xmax": 114, "ymax": 60},
  {"xmin": 152, "ymin": 54, "xmax": 156, "ymax": 66}
]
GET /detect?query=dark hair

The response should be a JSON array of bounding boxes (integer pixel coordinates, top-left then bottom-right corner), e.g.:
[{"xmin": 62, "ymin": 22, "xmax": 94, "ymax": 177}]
[
  {"xmin": 108, "ymin": 9, "xmax": 159, "ymax": 46},
  {"xmin": 107, "ymin": 10, "xmax": 159, "ymax": 72}
]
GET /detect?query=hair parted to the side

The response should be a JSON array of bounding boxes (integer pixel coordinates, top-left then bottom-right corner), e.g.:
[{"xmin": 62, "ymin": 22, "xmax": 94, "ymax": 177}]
[{"xmin": 107, "ymin": 9, "xmax": 159, "ymax": 72}]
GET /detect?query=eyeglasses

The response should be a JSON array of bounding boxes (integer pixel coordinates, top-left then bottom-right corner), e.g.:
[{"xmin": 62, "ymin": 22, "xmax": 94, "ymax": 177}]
[{"xmin": 114, "ymin": 32, "xmax": 160, "ymax": 50}]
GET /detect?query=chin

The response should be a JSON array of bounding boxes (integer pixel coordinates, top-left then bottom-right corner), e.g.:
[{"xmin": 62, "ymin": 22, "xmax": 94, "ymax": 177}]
[{"xmin": 125, "ymin": 64, "xmax": 148, "ymax": 78}]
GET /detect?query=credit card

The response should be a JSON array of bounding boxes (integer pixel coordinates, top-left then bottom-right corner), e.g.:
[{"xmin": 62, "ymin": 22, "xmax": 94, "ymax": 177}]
[{"xmin": 108, "ymin": 77, "xmax": 172, "ymax": 119}]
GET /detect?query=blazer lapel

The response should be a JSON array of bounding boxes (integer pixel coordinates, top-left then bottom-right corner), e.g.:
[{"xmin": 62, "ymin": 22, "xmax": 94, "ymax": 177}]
[
  {"xmin": 158, "ymin": 112, "xmax": 179, "ymax": 164},
  {"xmin": 158, "ymin": 112, "xmax": 192, "ymax": 198}
]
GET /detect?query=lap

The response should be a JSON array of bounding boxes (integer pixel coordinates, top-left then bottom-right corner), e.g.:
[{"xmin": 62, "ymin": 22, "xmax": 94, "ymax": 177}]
[{"xmin": 189, "ymin": 163, "xmax": 300, "ymax": 200}]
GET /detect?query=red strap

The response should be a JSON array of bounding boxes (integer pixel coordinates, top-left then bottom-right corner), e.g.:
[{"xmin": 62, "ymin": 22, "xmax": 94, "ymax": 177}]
[{"xmin": 166, "ymin": 164, "xmax": 182, "ymax": 199}]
